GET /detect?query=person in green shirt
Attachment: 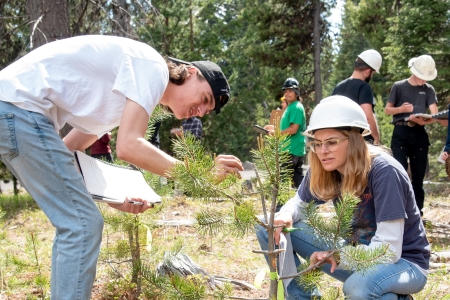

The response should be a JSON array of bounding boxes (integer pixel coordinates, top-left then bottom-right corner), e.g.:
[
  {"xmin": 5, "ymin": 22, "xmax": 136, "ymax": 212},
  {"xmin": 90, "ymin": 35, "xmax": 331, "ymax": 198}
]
[{"xmin": 265, "ymin": 78, "xmax": 307, "ymax": 188}]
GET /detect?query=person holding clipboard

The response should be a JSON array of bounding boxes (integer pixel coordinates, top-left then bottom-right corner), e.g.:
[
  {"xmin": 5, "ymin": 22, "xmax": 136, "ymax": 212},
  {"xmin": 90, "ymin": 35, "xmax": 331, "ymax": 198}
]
[
  {"xmin": 384, "ymin": 55, "xmax": 446, "ymax": 217},
  {"xmin": 0, "ymin": 35, "xmax": 242, "ymax": 299}
]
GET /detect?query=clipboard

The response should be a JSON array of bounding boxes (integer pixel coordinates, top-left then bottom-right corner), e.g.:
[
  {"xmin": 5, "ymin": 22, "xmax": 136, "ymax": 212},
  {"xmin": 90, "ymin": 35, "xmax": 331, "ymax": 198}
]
[
  {"xmin": 74, "ymin": 151, "xmax": 161, "ymax": 205},
  {"xmin": 253, "ymin": 125, "xmax": 269, "ymax": 134},
  {"xmin": 404, "ymin": 110, "xmax": 449, "ymax": 121}
]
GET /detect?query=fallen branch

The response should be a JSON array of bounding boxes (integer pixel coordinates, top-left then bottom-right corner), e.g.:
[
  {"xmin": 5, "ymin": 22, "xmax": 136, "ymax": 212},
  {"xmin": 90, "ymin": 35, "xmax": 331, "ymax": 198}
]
[
  {"xmin": 431, "ymin": 251, "xmax": 450, "ymax": 263},
  {"xmin": 155, "ymin": 219, "xmax": 196, "ymax": 226},
  {"xmin": 429, "ymin": 262, "xmax": 450, "ymax": 273},
  {"xmin": 228, "ymin": 297, "xmax": 268, "ymax": 300},
  {"xmin": 8, "ymin": 217, "xmax": 30, "ymax": 229},
  {"xmin": 429, "ymin": 201, "xmax": 450, "ymax": 210},
  {"xmin": 214, "ymin": 276, "xmax": 256, "ymax": 291}
]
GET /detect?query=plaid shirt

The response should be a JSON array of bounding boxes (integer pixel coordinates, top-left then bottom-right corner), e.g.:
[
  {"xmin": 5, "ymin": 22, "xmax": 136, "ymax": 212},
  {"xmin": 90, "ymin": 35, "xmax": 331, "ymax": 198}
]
[{"xmin": 182, "ymin": 117, "xmax": 202, "ymax": 139}]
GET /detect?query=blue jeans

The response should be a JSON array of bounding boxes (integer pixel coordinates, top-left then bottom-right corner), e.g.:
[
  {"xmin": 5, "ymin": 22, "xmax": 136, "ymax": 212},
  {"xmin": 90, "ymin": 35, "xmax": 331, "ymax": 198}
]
[
  {"xmin": 256, "ymin": 222, "xmax": 427, "ymax": 300},
  {"xmin": 0, "ymin": 101, "xmax": 104, "ymax": 299}
]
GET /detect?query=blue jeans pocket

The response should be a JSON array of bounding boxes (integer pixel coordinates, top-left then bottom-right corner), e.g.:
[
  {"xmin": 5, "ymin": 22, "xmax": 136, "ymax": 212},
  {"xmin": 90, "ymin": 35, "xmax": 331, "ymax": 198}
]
[{"xmin": 0, "ymin": 112, "xmax": 18, "ymax": 160}]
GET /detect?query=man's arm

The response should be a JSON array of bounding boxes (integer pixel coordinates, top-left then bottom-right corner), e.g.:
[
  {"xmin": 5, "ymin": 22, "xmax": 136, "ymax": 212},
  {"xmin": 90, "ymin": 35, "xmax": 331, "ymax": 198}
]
[
  {"xmin": 384, "ymin": 102, "xmax": 414, "ymax": 116},
  {"xmin": 116, "ymin": 99, "xmax": 180, "ymax": 176},
  {"xmin": 117, "ymin": 99, "xmax": 243, "ymax": 177},
  {"xmin": 280, "ymin": 123, "xmax": 300, "ymax": 136},
  {"xmin": 360, "ymin": 103, "xmax": 380, "ymax": 144},
  {"xmin": 64, "ymin": 130, "xmax": 98, "ymax": 151}
]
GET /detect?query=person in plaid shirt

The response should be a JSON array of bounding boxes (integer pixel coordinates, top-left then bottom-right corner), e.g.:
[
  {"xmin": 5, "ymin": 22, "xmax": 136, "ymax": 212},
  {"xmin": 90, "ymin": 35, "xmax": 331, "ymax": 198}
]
[{"xmin": 171, "ymin": 117, "xmax": 203, "ymax": 140}]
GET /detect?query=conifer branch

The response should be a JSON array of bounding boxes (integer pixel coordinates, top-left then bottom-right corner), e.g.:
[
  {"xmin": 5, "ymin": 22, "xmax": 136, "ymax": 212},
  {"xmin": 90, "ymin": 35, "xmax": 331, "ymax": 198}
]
[{"xmin": 279, "ymin": 250, "xmax": 337, "ymax": 280}]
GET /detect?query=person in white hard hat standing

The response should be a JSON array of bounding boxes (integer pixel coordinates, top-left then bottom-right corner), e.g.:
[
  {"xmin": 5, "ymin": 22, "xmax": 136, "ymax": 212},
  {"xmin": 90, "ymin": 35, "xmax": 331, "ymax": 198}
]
[
  {"xmin": 332, "ymin": 49, "xmax": 382, "ymax": 145},
  {"xmin": 384, "ymin": 54, "xmax": 445, "ymax": 217},
  {"xmin": 256, "ymin": 96, "xmax": 429, "ymax": 300}
]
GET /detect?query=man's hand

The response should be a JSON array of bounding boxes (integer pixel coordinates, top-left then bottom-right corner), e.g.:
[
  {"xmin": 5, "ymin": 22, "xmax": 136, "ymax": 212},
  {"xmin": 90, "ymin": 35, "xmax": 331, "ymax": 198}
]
[
  {"xmin": 108, "ymin": 196, "xmax": 154, "ymax": 214},
  {"xmin": 170, "ymin": 128, "xmax": 183, "ymax": 137},
  {"xmin": 400, "ymin": 102, "xmax": 414, "ymax": 113},
  {"xmin": 273, "ymin": 211, "xmax": 293, "ymax": 245},
  {"xmin": 310, "ymin": 251, "xmax": 338, "ymax": 273},
  {"xmin": 264, "ymin": 125, "xmax": 275, "ymax": 136},
  {"xmin": 442, "ymin": 152, "xmax": 449, "ymax": 161},
  {"xmin": 408, "ymin": 115, "xmax": 436, "ymax": 126},
  {"xmin": 214, "ymin": 154, "xmax": 244, "ymax": 180}
]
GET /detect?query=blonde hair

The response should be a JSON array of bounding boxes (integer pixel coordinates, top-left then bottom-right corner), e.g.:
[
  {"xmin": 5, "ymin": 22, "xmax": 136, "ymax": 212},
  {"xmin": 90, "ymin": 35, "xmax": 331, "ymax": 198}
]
[
  {"xmin": 308, "ymin": 128, "xmax": 373, "ymax": 200},
  {"xmin": 167, "ymin": 60, "xmax": 205, "ymax": 85}
]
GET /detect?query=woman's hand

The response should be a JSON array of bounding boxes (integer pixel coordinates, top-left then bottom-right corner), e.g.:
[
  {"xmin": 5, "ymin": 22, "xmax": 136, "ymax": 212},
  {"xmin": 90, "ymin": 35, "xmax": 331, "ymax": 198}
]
[
  {"xmin": 108, "ymin": 196, "xmax": 154, "ymax": 214},
  {"xmin": 214, "ymin": 154, "xmax": 244, "ymax": 180},
  {"xmin": 442, "ymin": 151, "xmax": 449, "ymax": 161},
  {"xmin": 273, "ymin": 211, "xmax": 293, "ymax": 245},
  {"xmin": 309, "ymin": 251, "xmax": 338, "ymax": 273}
]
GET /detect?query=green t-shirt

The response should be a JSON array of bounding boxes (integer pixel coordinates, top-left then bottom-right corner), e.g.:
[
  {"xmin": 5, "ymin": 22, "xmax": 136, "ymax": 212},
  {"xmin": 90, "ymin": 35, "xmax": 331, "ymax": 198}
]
[{"xmin": 280, "ymin": 101, "xmax": 306, "ymax": 156}]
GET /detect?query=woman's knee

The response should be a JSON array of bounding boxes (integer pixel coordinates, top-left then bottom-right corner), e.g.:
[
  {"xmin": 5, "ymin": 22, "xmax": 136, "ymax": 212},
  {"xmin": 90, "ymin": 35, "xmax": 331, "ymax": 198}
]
[{"xmin": 343, "ymin": 274, "xmax": 377, "ymax": 299}]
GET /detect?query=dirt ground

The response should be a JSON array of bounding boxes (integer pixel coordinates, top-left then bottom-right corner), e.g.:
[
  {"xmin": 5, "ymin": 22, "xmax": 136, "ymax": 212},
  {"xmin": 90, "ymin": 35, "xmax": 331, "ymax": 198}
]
[
  {"xmin": 89, "ymin": 185, "xmax": 450, "ymax": 299},
  {"xmin": 2, "ymin": 183, "xmax": 450, "ymax": 299}
]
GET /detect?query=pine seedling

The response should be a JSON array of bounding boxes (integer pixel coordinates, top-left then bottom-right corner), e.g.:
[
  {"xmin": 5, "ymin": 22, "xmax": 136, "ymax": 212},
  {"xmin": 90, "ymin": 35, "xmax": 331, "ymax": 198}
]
[
  {"xmin": 168, "ymin": 133, "xmax": 256, "ymax": 241},
  {"xmin": 144, "ymin": 104, "xmax": 173, "ymax": 141},
  {"xmin": 25, "ymin": 230, "xmax": 49, "ymax": 299}
]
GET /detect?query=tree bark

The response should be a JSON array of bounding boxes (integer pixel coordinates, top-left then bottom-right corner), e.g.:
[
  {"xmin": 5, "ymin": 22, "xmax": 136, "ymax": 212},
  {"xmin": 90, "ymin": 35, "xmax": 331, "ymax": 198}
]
[
  {"xmin": 26, "ymin": 0, "xmax": 70, "ymax": 49},
  {"xmin": 112, "ymin": 0, "xmax": 130, "ymax": 37},
  {"xmin": 27, "ymin": 0, "xmax": 72, "ymax": 137},
  {"xmin": 313, "ymin": 0, "xmax": 322, "ymax": 105}
]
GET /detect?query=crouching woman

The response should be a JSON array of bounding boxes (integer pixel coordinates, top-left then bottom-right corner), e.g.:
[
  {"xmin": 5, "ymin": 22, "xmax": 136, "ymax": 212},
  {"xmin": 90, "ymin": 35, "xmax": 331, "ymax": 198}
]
[{"xmin": 256, "ymin": 96, "xmax": 430, "ymax": 299}]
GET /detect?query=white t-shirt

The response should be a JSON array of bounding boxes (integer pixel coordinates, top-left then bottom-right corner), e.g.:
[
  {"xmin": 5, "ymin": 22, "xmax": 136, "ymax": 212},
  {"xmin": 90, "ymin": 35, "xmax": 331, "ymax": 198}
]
[{"xmin": 0, "ymin": 35, "xmax": 168, "ymax": 137}]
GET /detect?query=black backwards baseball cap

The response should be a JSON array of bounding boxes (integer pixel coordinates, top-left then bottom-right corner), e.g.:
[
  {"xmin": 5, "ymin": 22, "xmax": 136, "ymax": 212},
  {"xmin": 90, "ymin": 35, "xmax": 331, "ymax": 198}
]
[{"xmin": 168, "ymin": 57, "xmax": 230, "ymax": 114}]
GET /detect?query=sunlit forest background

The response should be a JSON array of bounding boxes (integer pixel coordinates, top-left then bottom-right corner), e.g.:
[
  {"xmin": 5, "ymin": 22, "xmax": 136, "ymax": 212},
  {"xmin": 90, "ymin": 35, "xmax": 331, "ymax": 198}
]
[{"xmin": 1, "ymin": 0, "xmax": 450, "ymax": 178}]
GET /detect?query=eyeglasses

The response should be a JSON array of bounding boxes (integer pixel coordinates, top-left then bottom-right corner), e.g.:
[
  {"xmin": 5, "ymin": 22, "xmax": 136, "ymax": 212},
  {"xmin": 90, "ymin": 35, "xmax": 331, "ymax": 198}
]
[{"xmin": 308, "ymin": 137, "xmax": 349, "ymax": 153}]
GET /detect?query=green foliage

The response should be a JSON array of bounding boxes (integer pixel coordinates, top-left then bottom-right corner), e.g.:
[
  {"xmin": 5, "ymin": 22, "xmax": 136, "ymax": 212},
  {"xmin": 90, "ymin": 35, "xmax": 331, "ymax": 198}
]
[
  {"xmin": 251, "ymin": 132, "xmax": 294, "ymax": 205},
  {"xmin": 170, "ymin": 134, "xmax": 242, "ymax": 201},
  {"xmin": 291, "ymin": 193, "xmax": 394, "ymax": 294},
  {"xmin": 339, "ymin": 243, "xmax": 393, "ymax": 274},
  {"xmin": 145, "ymin": 105, "xmax": 174, "ymax": 142},
  {"xmin": 296, "ymin": 260, "xmax": 324, "ymax": 293},
  {"xmin": 304, "ymin": 193, "xmax": 360, "ymax": 250},
  {"xmin": 374, "ymin": 96, "xmax": 393, "ymax": 147},
  {"xmin": 195, "ymin": 209, "xmax": 227, "ymax": 238}
]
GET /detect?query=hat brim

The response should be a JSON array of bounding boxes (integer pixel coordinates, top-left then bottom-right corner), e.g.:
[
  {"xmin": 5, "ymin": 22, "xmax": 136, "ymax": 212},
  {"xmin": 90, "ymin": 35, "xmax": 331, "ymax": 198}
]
[
  {"xmin": 303, "ymin": 124, "xmax": 371, "ymax": 138},
  {"xmin": 410, "ymin": 67, "xmax": 437, "ymax": 81}
]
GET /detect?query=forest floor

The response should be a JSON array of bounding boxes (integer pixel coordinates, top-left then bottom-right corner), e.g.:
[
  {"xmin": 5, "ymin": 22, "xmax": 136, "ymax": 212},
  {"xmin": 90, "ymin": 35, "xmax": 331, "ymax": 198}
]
[{"xmin": 1, "ymin": 182, "xmax": 450, "ymax": 299}]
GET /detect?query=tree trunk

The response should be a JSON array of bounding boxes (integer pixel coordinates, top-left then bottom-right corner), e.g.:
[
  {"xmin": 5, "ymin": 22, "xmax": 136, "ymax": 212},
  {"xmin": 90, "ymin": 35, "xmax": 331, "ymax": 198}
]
[
  {"xmin": 313, "ymin": 0, "xmax": 322, "ymax": 105},
  {"xmin": 27, "ymin": 0, "xmax": 72, "ymax": 137},
  {"xmin": 26, "ymin": 0, "xmax": 70, "ymax": 49},
  {"xmin": 112, "ymin": 0, "xmax": 130, "ymax": 37},
  {"xmin": 189, "ymin": 0, "xmax": 194, "ymax": 52}
]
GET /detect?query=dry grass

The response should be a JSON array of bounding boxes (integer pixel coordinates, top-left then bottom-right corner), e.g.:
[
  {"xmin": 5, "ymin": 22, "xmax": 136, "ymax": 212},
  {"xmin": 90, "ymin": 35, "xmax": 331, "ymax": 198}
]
[{"xmin": 0, "ymin": 185, "xmax": 450, "ymax": 299}]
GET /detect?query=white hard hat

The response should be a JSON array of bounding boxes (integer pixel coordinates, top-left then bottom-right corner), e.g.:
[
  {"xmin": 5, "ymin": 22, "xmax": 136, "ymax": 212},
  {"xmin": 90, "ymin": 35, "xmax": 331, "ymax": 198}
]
[
  {"xmin": 408, "ymin": 55, "xmax": 437, "ymax": 81},
  {"xmin": 358, "ymin": 49, "xmax": 382, "ymax": 73},
  {"xmin": 303, "ymin": 96, "xmax": 371, "ymax": 138}
]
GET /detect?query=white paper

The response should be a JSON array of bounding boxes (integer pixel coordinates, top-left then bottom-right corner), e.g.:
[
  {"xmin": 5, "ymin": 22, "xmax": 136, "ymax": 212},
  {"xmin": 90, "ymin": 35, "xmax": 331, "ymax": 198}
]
[
  {"xmin": 404, "ymin": 113, "xmax": 432, "ymax": 121},
  {"xmin": 278, "ymin": 233, "xmax": 297, "ymax": 295},
  {"xmin": 438, "ymin": 147, "xmax": 446, "ymax": 164},
  {"xmin": 75, "ymin": 151, "xmax": 161, "ymax": 204}
]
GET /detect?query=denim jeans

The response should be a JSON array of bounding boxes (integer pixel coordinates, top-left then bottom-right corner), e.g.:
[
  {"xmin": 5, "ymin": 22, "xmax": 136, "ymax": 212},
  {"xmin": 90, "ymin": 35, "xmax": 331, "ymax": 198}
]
[
  {"xmin": 256, "ymin": 222, "xmax": 427, "ymax": 300},
  {"xmin": 0, "ymin": 101, "xmax": 104, "ymax": 299}
]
